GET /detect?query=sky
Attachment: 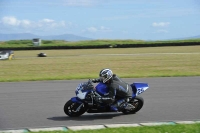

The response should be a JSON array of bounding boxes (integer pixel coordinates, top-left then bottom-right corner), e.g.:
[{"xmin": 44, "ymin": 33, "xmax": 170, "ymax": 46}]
[{"xmin": 0, "ymin": 0, "xmax": 200, "ymax": 40}]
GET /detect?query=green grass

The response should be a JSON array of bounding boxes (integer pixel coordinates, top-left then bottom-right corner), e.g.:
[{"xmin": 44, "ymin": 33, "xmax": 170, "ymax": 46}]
[
  {"xmin": 0, "ymin": 46, "xmax": 200, "ymax": 82},
  {"xmin": 1, "ymin": 39, "xmax": 200, "ymax": 47},
  {"xmin": 29, "ymin": 123, "xmax": 200, "ymax": 133}
]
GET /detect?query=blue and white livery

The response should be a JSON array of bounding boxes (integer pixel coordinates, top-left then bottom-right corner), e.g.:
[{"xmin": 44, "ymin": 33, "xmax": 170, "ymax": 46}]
[{"xmin": 64, "ymin": 80, "xmax": 149, "ymax": 117}]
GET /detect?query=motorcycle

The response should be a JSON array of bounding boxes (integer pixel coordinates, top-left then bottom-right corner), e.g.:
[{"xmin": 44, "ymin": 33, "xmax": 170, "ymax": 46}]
[{"xmin": 64, "ymin": 79, "xmax": 149, "ymax": 117}]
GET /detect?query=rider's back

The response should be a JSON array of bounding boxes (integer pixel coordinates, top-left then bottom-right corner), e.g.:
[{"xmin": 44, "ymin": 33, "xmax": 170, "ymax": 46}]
[{"xmin": 109, "ymin": 74, "xmax": 132, "ymax": 98}]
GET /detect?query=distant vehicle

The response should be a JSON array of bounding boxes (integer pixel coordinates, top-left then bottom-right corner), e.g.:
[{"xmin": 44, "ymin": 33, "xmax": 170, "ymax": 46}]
[
  {"xmin": 0, "ymin": 50, "xmax": 14, "ymax": 60},
  {"xmin": 38, "ymin": 52, "xmax": 47, "ymax": 57},
  {"xmin": 32, "ymin": 38, "xmax": 41, "ymax": 46}
]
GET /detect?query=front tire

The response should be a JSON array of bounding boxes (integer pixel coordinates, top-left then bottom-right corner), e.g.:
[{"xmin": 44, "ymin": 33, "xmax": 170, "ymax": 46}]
[
  {"xmin": 64, "ymin": 100, "xmax": 87, "ymax": 117},
  {"xmin": 122, "ymin": 96, "xmax": 144, "ymax": 114}
]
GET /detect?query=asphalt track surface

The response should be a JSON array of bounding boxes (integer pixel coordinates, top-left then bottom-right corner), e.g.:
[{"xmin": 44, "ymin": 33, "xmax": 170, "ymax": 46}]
[{"xmin": 0, "ymin": 77, "xmax": 200, "ymax": 130}]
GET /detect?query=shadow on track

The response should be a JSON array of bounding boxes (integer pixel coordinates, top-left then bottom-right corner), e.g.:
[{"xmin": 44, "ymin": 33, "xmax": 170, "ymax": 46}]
[{"xmin": 47, "ymin": 113, "xmax": 123, "ymax": 121}]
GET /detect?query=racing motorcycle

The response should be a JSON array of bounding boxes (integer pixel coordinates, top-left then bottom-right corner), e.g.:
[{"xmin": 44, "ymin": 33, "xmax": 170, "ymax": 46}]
[{"xmin": 64, "ymin": 79, "xmax": 149, "ymax": 117}]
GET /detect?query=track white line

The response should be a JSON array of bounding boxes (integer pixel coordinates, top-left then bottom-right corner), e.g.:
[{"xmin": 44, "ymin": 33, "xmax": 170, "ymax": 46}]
[{"xmin": 14, "ymin": 52, "xmax": 200, "ymax": 59}]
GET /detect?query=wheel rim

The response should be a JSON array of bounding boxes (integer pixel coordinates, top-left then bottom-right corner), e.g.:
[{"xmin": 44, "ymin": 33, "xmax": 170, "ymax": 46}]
[
  {"xmin": 68, "ymin": 103, "xmax": 76, "ymax": 115},
  {"xmin": 131, "ymin": 99, "xmax": 139, "ymax": 111},
  {"xmin": 68, "ymin": 103, "xmax": 79, "ymax": 115},
  {"xmin": 124, "ymin": 99, "xmax": 140, "ymax": 112},
  {"xmin": 66, "ymin": 102, "xmax": 85, "ymax": 116},
  {"xmin": 131, "ymin": 99, "xmax": 139, "ymax": 109},
  {"xmin": 122, "ymin": 97, "xmax": 143, "ymax": 114}
]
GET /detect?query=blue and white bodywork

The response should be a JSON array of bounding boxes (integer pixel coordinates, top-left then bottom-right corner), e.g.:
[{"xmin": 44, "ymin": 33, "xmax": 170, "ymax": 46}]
[
  {"xmin": 75, "ymin": 83, "xmax": 89, "ymax": 100},
  {"xmin": 64, "ymin": 80, "xmax": 149, "ymax": 117},
  {"xmin": 130, "ymin": 82, "xmax": 149, "ymax": 98},
  {"xmin": 95, "ymin": 82, "xmax": 109, "ymax": 96}
]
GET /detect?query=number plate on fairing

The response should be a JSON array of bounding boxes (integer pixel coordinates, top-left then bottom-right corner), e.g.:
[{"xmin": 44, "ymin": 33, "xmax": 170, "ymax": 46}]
[{"xmin": 134, "ymin": 83, "xmax": 149, "ymax": 96}]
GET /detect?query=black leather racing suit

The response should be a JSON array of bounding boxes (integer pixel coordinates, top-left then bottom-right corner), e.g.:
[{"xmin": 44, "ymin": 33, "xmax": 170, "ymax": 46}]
[{"xmin": 93, "ymin": 74, "xmax": 132, "ymax": 104}]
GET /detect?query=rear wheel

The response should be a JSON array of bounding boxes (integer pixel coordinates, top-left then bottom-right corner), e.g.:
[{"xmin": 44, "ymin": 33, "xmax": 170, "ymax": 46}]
[
  {"xmin": 122, "ymin": 96, "xmax": 144, "ymax": 114},
  {"xmin": 64, "ymin": 100, "xmax": 87, "ymax": 117}
]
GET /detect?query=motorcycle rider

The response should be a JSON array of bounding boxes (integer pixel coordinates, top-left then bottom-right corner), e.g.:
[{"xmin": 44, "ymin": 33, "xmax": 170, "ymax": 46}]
[{"xmin": 92, "ymin": 68, "xmax": 133, "ymax": 111}]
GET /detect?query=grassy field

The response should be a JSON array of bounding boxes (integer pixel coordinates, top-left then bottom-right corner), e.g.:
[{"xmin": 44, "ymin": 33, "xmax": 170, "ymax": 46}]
[
  {"xmin": 1, "ymin": 39, "xmax": 200, "ymax": 47},
  {"xmin": 0, "ymin": 45, "xmax": 200, "ymax": 82},
  {"xmin": 29, "ymin": 123, "xmax": 200, "ymax": 133}
]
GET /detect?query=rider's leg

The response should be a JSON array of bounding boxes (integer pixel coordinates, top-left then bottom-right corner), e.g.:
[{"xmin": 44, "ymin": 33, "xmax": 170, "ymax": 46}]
[{"xmin": 110, "ymin": 99, "xmax": 126, "ymax": 111}]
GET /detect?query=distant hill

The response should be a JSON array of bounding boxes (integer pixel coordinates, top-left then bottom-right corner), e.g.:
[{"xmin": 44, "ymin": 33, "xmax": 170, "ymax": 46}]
[
  {"xmin": 0, "ymin": 33, "xmax": 93, "ymax": 41},
  {"xmin": 171, "ymin": 35, "xmax": 200, "ymax": 40},
  {"xmin": 187, "ymin": 35, "xmax": 200, "ymax": 39}
]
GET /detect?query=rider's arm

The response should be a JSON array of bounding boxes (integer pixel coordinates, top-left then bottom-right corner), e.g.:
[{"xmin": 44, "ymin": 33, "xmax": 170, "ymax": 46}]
[{"xmin": 92, "ymin": 78, "xmax": 101, "ymax": 83}]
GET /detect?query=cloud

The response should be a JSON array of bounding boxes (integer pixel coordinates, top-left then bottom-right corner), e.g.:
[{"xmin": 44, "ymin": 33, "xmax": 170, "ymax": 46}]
[
  {"xmin": 0, "ymin": 16, "xmax": 71, "ymax": 33},
  {"xmin": 83, "ymin": 26, "xmax": 112, "ymax": 33},
  {"xmin": 99, "ymin": 26, "xmax": 111, "ymax": 32},
  {"xmin": 152, "ymin": 22, "xmax": 170, "ymax": 34},
  {"xmin": 1, "ymin": 16, "xmax": 21, "ymax": 26},
  {"xmin": 40, "ymin": 19, "xmax": 55, "ymax": 23},
  {"xmin": 87, "ymin": 27, "xmax": 98, "ymax": 32},
  {"xmin": 152, "ymin": 22, "xmax": 170, "ymax": 27}
]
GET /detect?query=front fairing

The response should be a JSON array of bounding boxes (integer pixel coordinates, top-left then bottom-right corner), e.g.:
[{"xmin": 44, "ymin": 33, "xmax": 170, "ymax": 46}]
[
  {"xmin": 71, "ymin": 97, "xmax": 83, "ymax": 104},
  {"xmin": 75, "ymin": 82, "xmax": 94, "ymax": 99},
  {"xmin": 75, "ymin": 88, "xmax": 93, "ymax": 99}
]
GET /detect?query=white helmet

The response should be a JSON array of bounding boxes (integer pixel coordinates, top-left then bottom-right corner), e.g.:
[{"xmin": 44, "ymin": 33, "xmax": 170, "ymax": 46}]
[{"xmin": 99, "ymin": 68, "xmax": 113, "ymax": 83}]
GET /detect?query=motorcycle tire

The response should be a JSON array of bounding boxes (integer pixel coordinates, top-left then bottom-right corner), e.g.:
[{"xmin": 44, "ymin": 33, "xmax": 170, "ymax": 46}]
[
  {"xmin": 122, "ymin": 96, "xmax": 144, "ymax": 114},
  {"xmin": 64, "ymin": 100, "xmax": 87, "ymax": 117}
]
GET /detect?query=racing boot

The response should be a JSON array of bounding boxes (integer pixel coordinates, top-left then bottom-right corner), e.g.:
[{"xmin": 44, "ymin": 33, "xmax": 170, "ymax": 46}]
[
  {"xmin": 123, "ymin": 103, "xmax": 135, "ymax": 111},
  {"xmin": 110, "ymin": 105, "xmax": 118, "ymax": 111},
  {"xmin": 110, "ymin": 99, "xmax": 126, "ymax": 112}
]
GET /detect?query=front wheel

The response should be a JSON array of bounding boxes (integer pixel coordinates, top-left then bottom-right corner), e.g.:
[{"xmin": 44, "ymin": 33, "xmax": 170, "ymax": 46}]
[
  {"xmin": 64, "ymin": 100, "xmax": 87, "ymax": 117},
  {"xmin": 122, "ymin": 96, "xmax": 144, "ymax": 114}
]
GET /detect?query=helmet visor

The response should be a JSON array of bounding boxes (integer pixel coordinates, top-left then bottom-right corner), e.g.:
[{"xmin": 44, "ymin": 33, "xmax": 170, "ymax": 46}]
[
  {"xmin": 100, "ymin": 75, "xmax": 109, "ymax": 83},
  {"xmin": 100, "ymin": 76, "xmax": 106, "ymax": 81}
]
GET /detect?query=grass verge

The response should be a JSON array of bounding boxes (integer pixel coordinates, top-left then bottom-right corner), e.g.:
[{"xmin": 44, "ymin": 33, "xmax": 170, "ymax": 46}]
[
  {"xmin": 0, "ymin": 46, "xmax": 200, "ymax": 82},
  {"xmin": 28, "ymin": 123, "xmax": 200, "ymax": 133}
]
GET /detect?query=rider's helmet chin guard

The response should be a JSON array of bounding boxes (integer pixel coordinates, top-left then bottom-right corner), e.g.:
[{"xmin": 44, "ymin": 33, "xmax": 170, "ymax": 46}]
[{"xmin": 99, "ymin": 68, "xmax": 113, "ymax": 83}]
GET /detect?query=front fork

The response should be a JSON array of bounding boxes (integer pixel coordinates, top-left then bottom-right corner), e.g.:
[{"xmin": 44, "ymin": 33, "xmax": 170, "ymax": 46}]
[{"xmin": 74, "ymin": 103, "xmax": 84, "ymax": 112}]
